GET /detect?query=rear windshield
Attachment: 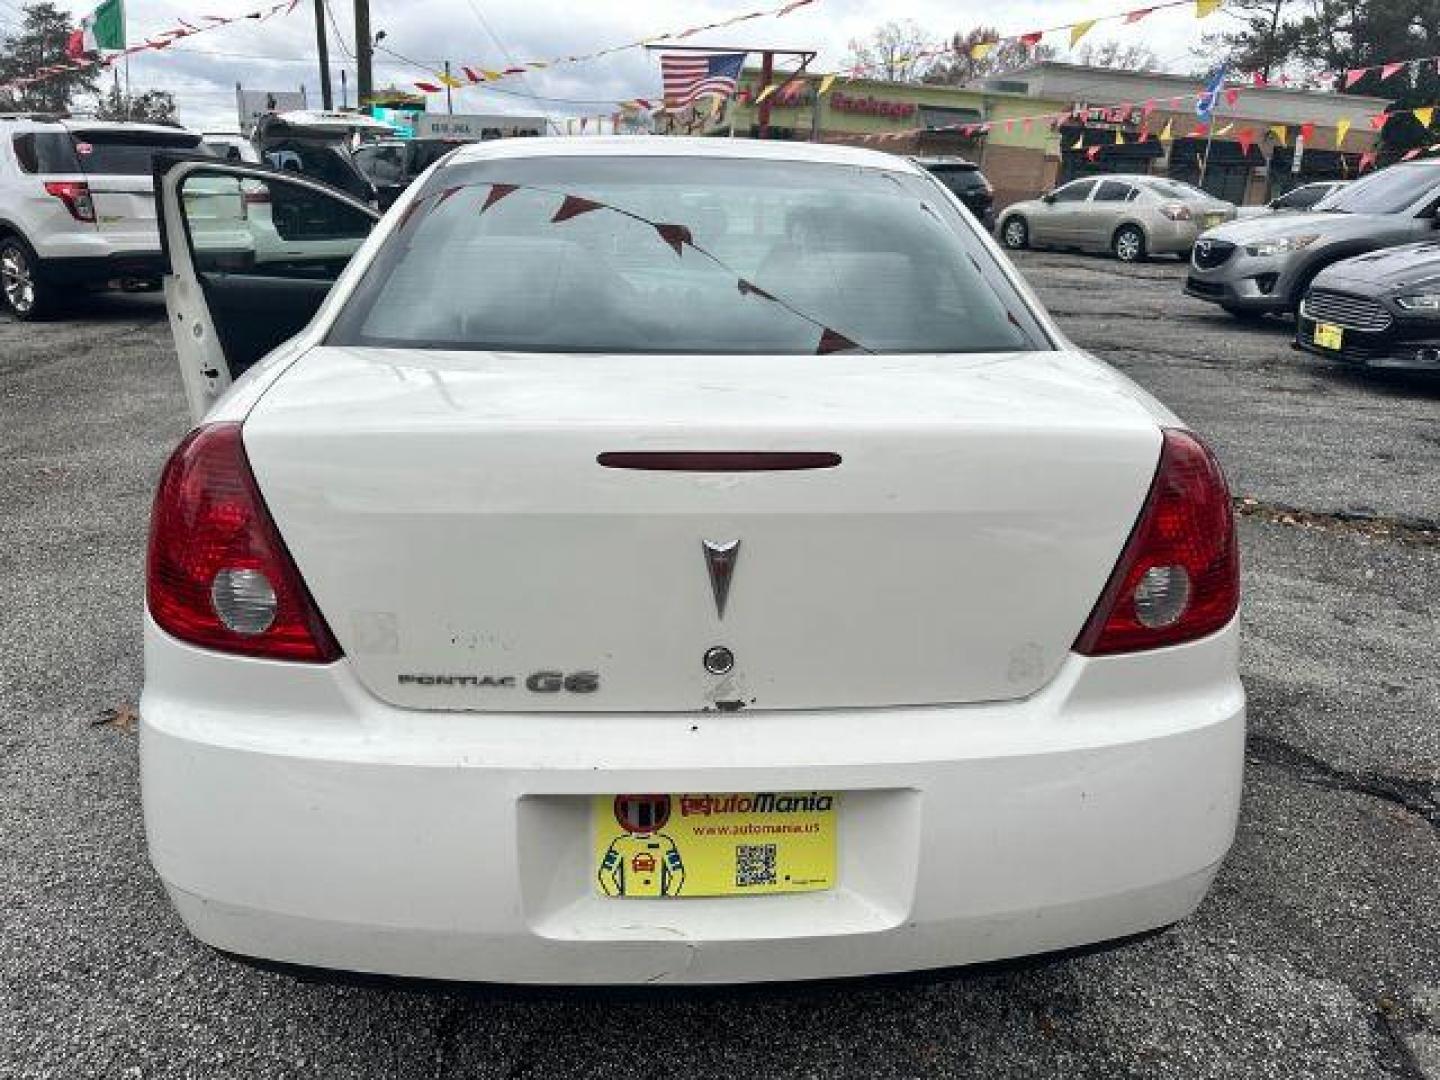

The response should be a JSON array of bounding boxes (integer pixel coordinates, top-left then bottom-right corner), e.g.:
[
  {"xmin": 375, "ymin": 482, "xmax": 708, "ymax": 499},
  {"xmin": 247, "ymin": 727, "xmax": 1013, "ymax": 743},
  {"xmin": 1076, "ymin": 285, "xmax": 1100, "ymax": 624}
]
[
  {"xmin": 1320, "ymin": 164, "xmax": 1440, "ymax": 215},
  {"xmin": 67, "ymin": 129, "xmax": 201, "ymax": 175},
  {"xmin": 926, "ymin": 165, "xmax": 987, "ymax": 192},
  {"xmin": 328, "ymin": 156, "xmax": 1047, "ymax": 355}
]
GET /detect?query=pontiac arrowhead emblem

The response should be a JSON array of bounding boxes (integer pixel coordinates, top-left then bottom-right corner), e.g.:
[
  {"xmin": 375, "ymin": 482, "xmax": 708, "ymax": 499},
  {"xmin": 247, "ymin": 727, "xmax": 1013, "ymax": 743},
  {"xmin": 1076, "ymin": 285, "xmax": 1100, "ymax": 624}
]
[{"xmin": 701, "ymin": 539, "xmax": 740, "ymax": 619}]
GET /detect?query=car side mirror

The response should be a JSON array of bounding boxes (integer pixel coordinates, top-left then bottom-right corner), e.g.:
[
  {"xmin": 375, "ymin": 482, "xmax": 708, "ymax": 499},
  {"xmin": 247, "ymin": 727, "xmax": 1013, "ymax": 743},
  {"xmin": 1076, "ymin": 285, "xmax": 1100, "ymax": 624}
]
[{"xmin": 1041, "ymin": 193, "xmax": 1056, "ymax": 205}]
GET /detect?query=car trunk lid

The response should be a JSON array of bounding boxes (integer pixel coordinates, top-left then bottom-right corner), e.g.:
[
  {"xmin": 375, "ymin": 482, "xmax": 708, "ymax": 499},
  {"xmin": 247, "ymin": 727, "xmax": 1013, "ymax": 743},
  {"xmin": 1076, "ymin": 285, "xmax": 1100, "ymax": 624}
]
[{"xmin": 241, "ymin": 347, "xmax": 1163, "ymax": 712}]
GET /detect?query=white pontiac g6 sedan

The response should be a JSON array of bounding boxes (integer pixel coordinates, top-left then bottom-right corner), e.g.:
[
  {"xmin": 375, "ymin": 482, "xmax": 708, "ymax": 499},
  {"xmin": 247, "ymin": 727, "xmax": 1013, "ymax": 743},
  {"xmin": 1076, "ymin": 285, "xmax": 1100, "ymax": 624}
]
[{"xmin": 142, "ymin": 137, "xmax": 1244, "ymax": 985}]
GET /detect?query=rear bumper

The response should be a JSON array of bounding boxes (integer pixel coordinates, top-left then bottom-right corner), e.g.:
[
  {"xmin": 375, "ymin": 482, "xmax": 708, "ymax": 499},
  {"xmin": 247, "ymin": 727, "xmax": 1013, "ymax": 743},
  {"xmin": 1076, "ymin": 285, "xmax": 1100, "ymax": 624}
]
[
  {"xmin": 140, "ymin": 617, "xmax": 1245, "ymax": 985},
  {"xmin": 36, "ymin": 251, "xmax": 166, "ymax": 285}
]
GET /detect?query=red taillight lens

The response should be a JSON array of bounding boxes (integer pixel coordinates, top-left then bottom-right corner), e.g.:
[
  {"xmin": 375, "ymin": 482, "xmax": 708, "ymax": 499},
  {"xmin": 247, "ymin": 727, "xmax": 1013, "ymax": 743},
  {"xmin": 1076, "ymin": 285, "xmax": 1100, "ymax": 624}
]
[
  {"xmin": 147, "ymin": 423, "xmax": 341, "ymax": 663},
  {"xmin": 1074, "ymin": 429, "xmax": 1239, "ymax": 656},
  {"xmin": 44, "ymin": 180, "xmax": 95, "ymax": 222}
]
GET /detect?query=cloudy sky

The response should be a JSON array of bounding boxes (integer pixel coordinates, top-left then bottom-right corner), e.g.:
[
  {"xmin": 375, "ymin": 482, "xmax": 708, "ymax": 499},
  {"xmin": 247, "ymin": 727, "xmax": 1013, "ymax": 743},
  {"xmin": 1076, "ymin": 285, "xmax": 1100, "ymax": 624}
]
[{"xmin": 33, "ymin": 0, "xmax": 1218, "ymax": 131}]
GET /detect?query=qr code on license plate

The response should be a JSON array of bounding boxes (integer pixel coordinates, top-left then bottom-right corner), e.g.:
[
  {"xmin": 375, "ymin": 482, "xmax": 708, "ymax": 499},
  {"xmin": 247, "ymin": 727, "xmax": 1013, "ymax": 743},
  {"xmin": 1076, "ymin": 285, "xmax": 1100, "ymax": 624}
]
[{"xmin": 735, "ymin": 844, "xmax": 778, "ymax": 887}]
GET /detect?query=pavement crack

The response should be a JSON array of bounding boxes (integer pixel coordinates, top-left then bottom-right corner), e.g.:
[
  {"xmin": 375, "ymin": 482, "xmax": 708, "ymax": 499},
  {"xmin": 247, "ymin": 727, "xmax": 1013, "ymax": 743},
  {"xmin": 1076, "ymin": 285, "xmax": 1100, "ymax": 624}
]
[
  {"xmin": 1235, "ymin": 497, "xmax": 1440, "ymax": 547},
  {"xmin": 1248, "ymin": 732, "xmax": 1439, "ymax": 829},
  {"xmin": 1372, "ymin": 994, "xmax": 1433, "ymax": 1080}
]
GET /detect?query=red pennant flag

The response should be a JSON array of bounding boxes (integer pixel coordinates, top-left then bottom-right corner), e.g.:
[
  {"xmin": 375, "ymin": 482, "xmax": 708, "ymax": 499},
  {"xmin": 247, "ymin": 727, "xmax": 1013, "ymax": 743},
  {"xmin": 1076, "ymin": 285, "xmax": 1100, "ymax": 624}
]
[
  {"xmin": 1224, "ymin": 87, "xmax": 1240, "ymax": 107},
  {"xmin": 633, "ymin": 98, "xmax": 652, "ymax": 110},
  {"xmin": 415, "ymin": 81, "xmax": 443, "ymax": 93},
  {"xmin": 1343, "ymin": 68, "xmax": 1366, "ymax": 88},
  {"xmin": 1123, "ymin": 6, "xmax": 1155, "ymax": 22},
  {"xmin": 1369, "ymin": 112, "xmax": 1390, "ymax": 130},
  {"xmin": 1085, "ymin": 145, "xmax": 1102, "ymax": 161},
  {"xmin": 816, "ymin": 328, "xmax": 860, "ymax": 354},
  {"xmin": 462, "ymin": 66, "xmax": 481, "ymax": 84},
  {"xmin": 1252, "ymin": 71, "xmax": 1267, "ymax": 87},
  {"xmin": 1236, "ymin": 128, "xmax": 1255, "ymax": 155},
  {"xmin": 1023, "ymin": 116, "xmax": 1033, "ymax": 132},
  {"xmin": 1299, "ymin": 121, "xmax": 1315, "ymax": 143},
  {"xmin": 738, "ymin": 279, "xmax": 778, "ymax": 302},
  {"xmin": 1190, "ymin": 123, "xmax": 1210, "ymax": 138},
  {"xmin": 1358, "ymin": 151, "xmax": 1377, "ymax": 171},
  {"xmin": 480, "ymin": 183, "xmax": 519, "ymax": 213},
  {"xmin": 1380, "ymin": 61, "xmax": 1405, "ymax": 81},
  {"xmin": 434, "ymin": 184, "xmax": 465, "ymax": 207},
  {"xmin": 552, "ymin": 195, "xmax": 603, "ymax": 223},
  {"xmin": 654, "ymin": 222, "xmax": 693, "ymax": 255},
  {"xmin": 1141, "ymin": 99, "xmax": 1156, "ymax": 119},
  {"xmin": 1019, "ymin": 31, "xmax": 1043, "ymax": 48},
  {"xmin": 503, "ymin": 66, "xmax": 526, "ymax": 75}
]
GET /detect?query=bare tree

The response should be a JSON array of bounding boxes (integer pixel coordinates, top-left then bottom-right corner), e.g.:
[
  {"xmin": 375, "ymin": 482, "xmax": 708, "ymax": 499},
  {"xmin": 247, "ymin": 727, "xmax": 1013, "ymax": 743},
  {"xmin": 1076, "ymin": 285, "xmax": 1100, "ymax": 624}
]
[
  {"xmin": 842, "ymin": 20, "xmax": 941, "ymax": 83},
  {"xmin": 1071, "ymin": 39, "xmax": 1160, "ymax": 71},
  {"xmin": 923, "ymin": 26, "xmax": 1058, "ymax": 86}
]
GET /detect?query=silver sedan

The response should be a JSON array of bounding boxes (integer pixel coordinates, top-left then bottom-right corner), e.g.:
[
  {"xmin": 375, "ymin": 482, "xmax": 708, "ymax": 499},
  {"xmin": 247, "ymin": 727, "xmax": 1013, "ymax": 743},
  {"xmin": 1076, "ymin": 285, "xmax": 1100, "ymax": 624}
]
[{"xmin": 998, "ymin": 175, "xmax": 1236, "ymax": 262}]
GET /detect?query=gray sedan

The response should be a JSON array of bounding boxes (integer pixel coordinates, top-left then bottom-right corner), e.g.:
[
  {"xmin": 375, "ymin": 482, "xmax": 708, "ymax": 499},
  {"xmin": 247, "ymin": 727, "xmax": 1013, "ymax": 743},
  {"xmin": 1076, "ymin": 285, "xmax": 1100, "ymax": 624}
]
[
  {"xmin": 1185, "ymin": 161, "xmax": 1440, "ymax": 318},
  {"xmin": 997, "ymin": 174, "xmax": 1236, "ymax": 262}
]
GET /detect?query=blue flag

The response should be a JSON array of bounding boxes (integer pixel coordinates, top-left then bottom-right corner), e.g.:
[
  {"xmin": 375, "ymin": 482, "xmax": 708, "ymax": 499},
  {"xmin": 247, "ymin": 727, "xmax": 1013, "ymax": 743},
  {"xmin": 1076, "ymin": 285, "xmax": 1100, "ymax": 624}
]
[{"xmin": 1197, "ymin": 64, "xmax": 1227, "ymax": 120}]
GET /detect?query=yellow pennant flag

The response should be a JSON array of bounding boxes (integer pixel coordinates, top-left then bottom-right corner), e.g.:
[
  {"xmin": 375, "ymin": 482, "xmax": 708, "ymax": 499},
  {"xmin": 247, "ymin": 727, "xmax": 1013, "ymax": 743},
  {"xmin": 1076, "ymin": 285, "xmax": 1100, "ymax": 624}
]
[
  {"xmin": 1336, "ymin": 116, "xmax": 1352, "ymax": 146},
  {"xmin": 1270, "ymin": 123, "xmax": 1288, "ymax": 147},
  {"xmin": 1215, "ymin": 122, "xmax": 1233, "ymax": 135},
  {"xmin": 1115, "ymin": 129, "xmax": 1126, "ymax": 145},
  {"xmin": 482, "ymin": 69, "xmax": 504, "ymax": 81},
  {"xmin": 755, "ymin": 83, "xmax": 777, "ymax": 103},
  {"xmin": 1070, "ymin": 133, "xmax": 1085, "ymax": 151},
  {"xmin": 1195, "ymin": 0, "xmax": 1224, "ymax": 15},
  {"xmin": 818, "ymin": 73, "xmax": 835, "ymax": 97},
  {"xmin": 438, "ymin": 72, "xmax": 464, "ymax": 88},
  {"xmin": 970, "ymin": 40, "xmax": 995, "ymax": 60},
  {"xmin": 1159, "ymin": 118, "xmax": 1174, "ymax": 142},
  {"xmin": 1070, "ymin": 19, "xmax": 1097, "ymax": 46},
  {"xmin": 1416, "ymin": 106, "xmax": 1435, "ymax": 128}
]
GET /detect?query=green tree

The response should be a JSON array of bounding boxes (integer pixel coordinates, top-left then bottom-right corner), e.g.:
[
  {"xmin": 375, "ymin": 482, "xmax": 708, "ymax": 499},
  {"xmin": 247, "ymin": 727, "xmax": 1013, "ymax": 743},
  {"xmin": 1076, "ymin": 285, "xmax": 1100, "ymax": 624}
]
[
  {"xmin": 0, "ymin": 2, "xmax": 99, "ymax": 114},
  {"xmin": 1198, "ymin": 0, "xmax": 1305, "ymax": 84},
  {"xmin": 94, "ymin": 85, "xmax": 178, "ymax": 125}
]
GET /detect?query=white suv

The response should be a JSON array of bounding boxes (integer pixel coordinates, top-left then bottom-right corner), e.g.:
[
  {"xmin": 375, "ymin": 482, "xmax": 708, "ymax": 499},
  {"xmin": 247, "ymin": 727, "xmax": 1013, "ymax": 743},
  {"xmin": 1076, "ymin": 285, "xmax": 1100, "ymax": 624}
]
[{"xmin": 0, "ymin": 115, "xmax": 231, "ymax": 319}]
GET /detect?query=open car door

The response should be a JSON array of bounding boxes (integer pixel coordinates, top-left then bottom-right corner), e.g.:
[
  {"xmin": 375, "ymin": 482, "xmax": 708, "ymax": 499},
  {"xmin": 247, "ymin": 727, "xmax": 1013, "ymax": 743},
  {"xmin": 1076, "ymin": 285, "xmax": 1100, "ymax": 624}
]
[{"xmin": 155, "ymin": 156, "xmax": 380, "ymax": 421}]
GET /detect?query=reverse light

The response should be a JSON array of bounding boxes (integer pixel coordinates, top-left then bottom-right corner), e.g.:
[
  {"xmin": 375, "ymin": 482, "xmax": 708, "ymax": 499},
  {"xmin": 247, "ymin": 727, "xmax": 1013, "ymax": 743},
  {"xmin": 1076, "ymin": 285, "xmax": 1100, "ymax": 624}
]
[
  {"xmin": 43, "ymin": 180, "xmax": 95, "ymax": 222},
  {"xmin": 1074, "ymin": 429, "xmax": 1239, "ymax": 655},
  {"xmin": 1245, "ymin": 234, "xmax": 1319, "ymax": 257},
  {"xmin": 1159, "ymin": 203, "xmax": 1192, "ymax": 221},
  {"xmin": 147, "ymin": 423, "xmax": 341, "ymax": 662}
]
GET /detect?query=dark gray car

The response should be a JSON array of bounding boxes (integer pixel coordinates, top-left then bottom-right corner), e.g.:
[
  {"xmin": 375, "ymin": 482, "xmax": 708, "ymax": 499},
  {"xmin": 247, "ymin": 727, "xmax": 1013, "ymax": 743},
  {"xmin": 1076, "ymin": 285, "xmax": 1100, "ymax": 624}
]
[{"xmin": 1185, "ymin": 161, "xmax": 1440, "ymax": 319}]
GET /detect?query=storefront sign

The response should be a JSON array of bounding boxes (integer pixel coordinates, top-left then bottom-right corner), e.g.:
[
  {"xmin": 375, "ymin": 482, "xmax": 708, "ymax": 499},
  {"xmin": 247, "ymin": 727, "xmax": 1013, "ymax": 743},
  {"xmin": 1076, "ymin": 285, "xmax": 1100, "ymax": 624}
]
[
  {"xmin": 830, "ymin": 91, "xmax": 916, "ymax": 119},
  {"xmin": 1070, "ymin": 102, "xmax": 1141, "ymax": 130}
]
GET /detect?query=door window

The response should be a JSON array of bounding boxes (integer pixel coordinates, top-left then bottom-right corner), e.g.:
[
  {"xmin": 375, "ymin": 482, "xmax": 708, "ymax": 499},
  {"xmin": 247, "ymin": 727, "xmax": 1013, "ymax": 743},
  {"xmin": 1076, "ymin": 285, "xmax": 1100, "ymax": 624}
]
[
  {"xmin": 1052, "ymin": 180, "xmax": 1095, "ymax": 203},
  {"xmin": 179, "ymin": 169, "xmax": 374, "ymax": 279},
  {"xmin": 1094, "ymin": 180, "xmax": 1136, "ymax": 203}
]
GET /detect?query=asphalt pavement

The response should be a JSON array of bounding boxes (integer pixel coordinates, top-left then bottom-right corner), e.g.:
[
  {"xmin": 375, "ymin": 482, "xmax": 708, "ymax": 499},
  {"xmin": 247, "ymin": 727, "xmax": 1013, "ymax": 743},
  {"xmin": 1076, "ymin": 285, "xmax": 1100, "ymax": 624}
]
[{"xmin": 1, "ymin": 257, "xmax": 1436, "ymax": 1080}]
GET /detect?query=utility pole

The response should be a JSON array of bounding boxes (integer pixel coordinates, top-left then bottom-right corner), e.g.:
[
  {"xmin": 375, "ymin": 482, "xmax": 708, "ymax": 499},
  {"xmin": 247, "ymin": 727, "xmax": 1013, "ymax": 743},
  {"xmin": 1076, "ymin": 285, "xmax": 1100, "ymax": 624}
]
[
  {"xmin": 444, "ymin": 60, "xmax": 454, "ymax": 115},
  {"xmin": 340, "ymin": 68, "xmax": 348, "ymax": 109},
  {"xmin": 354, "ymin": 0, "xmax": 373, "ymax": 111},
  {"xmin": 312, "ymin": 0, "xmax": 333, "ymax": 110}
]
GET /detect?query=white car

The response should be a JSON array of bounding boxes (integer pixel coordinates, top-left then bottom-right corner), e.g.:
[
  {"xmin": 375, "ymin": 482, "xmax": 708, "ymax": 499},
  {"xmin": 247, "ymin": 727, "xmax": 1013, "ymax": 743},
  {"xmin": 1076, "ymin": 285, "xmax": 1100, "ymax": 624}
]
[
  {"xmin": 143, "ymin": 138, "xmax": 1244, "ymax": 985},
  {"xmin": 0, "ymin": 116, "xmax": 250, "ymax": 318},
  {"xmin": 1234, "ymin": 180, "xmax": 1347, "ymax": 219}
]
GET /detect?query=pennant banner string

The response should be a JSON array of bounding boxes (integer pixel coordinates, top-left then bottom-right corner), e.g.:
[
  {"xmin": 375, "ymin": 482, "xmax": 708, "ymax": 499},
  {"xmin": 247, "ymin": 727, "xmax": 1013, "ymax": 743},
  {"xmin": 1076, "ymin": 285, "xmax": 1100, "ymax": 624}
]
[{"xmin": 0, "ymin": 0, "xmax": 300, "ymax": 94}]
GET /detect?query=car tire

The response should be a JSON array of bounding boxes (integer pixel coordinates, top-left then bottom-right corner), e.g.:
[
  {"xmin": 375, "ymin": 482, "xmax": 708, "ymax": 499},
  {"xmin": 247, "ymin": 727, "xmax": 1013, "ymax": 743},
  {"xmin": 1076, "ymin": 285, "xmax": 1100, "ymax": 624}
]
[
  {"xmin": 1112, "ymin": 225, "xmax": 1146, "ymax": 263},
  {"xmin": 0, "ymin": 237, "xmax": 55, "ymax": 321},
  {"xmin": 1000, "ymin": 216, "xmax": 1029, "ymax": 250}
]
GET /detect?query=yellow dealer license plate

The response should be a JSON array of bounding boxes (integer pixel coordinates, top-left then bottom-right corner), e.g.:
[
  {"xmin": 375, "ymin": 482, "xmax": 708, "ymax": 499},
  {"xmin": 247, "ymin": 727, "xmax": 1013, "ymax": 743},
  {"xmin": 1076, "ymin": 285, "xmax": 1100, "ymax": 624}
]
[
  {"xmin": 1314, "ymin": 321, "xmax": 1344, "ymax": 350},
  {"xmin": 593, "ymin": 792, "xmax": 837, "ymax": 898}
]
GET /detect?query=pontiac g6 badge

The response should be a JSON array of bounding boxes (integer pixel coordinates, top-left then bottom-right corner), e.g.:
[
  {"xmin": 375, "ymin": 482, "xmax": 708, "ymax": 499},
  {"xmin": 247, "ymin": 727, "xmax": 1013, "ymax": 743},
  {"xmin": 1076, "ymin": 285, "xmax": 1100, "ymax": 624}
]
[{"xmin": 702, "ymin": 539, "xmax": 740, "ymax": 618}]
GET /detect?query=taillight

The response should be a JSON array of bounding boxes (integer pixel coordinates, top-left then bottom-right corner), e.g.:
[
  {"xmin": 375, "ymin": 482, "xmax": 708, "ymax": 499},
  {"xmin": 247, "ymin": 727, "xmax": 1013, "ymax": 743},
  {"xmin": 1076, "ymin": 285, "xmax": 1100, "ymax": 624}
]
[
  {"xmin": 43, "ymin": 180, "xmax": 95, "ymax": 222},
  {"xmin": 242, "ymin": 188, "xmax": 271, "ymax": 205},
  {"xmin": 1074, "ymin": 429, "xmax": 1238, "ymax": 655},
  {"xmin": 1160, "ymin": 203, "xmax": 1192, "ymax": 221},
  {"xmin": 147, "ymin": 423, "xmax": 341, "ymax": 663}
]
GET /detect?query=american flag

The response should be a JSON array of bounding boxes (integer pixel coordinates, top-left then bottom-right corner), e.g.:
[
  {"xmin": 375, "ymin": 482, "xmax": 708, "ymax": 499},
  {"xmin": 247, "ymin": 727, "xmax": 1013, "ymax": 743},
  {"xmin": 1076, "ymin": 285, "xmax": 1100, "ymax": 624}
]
[{"xmin": 660, "ymin": 52, "xmax": 747, "ymax": 108}]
